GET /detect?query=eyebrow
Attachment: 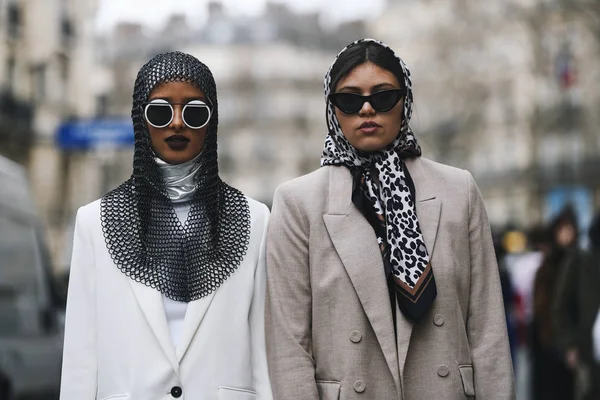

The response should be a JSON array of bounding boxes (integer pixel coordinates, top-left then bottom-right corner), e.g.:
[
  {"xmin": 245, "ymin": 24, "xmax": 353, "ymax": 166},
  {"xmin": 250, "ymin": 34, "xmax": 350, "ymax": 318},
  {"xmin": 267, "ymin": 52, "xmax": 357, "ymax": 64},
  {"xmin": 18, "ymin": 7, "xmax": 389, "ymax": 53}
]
[
  {"xmin": 148, "ymin": 96, "xmax": 208, "ymax": 103},
  {"xmin": 337, "ymin": 83, "xmax": 398, "ymax": 93}
]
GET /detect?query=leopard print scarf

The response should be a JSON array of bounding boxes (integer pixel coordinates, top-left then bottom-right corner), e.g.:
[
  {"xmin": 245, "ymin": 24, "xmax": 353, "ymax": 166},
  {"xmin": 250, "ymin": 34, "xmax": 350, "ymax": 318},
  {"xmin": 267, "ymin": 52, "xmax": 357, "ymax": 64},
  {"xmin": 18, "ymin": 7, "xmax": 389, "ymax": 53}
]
[{"xmin": 321, "ymin": 38, "xmax": 436, "ymax": 321}]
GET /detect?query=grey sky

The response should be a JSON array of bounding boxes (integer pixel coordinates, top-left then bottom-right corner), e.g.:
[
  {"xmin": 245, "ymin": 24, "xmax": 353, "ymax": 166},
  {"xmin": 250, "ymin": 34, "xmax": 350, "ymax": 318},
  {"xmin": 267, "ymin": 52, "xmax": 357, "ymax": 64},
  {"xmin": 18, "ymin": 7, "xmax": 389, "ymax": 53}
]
[{"xmin": 95, "ymin": 0, "xmax": 386, "ymax": 32}]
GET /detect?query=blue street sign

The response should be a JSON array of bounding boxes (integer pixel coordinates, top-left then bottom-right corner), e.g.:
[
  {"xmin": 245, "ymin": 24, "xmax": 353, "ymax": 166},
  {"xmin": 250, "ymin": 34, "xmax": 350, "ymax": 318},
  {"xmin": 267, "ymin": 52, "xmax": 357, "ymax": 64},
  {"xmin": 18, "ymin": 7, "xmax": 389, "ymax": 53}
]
[{"xmin": 56, "ymin": 119, "xmax": 134, "ymax": 150}]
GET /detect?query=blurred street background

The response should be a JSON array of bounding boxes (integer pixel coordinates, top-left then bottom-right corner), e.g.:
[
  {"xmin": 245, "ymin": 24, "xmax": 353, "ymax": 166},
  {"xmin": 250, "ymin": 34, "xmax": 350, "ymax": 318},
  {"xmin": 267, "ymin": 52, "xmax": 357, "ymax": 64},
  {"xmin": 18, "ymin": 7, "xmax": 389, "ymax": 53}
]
[{"xmin": 0, "ymin": 0, "xmax": 599, "ymax": 398}]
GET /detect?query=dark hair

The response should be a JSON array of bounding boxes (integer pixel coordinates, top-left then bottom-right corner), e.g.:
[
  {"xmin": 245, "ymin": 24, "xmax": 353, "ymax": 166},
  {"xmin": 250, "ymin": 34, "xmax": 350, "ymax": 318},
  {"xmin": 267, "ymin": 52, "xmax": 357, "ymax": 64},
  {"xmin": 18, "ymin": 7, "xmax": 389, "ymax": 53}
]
[
  {"xmin": 550, "ymin": 205, "xmax": 578, "ymax": 236},
  {"xmin": 330, "ymin": 41, "xmax": 406, "ymax": 93}
]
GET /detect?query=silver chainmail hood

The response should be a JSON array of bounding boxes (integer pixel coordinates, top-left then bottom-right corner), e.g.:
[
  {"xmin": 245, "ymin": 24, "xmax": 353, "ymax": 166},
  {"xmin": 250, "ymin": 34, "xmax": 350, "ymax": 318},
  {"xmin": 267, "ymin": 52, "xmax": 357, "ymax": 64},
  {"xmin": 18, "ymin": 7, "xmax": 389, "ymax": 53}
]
[{"xmin": 100, "ymin": 51, "xmax": 250, "ymax": 302}]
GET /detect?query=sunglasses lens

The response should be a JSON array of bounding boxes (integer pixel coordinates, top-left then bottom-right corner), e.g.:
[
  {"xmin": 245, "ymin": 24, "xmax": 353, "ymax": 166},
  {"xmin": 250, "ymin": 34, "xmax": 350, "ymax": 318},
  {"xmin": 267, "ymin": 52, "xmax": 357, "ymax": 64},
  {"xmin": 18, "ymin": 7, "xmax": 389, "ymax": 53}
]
[
  {"xmin": 145, "ymin": 103, "xmax": 172, "ymax": 127},
  {"xmin": 331, "ymin": 93, "xmax": 364, "ymax": 114},
  {"xmin": 371, "ymin": 90, "xmax": 402, "ymax": 112},
  {"xmin": 183, "ymin": 104, "xmax": 210, "ymax": 129}
]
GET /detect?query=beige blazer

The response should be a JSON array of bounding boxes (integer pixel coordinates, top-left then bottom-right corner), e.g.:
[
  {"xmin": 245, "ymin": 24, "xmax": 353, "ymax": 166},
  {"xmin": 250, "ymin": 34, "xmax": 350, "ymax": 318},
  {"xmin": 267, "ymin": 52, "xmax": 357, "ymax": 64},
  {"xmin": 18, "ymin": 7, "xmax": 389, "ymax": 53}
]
[{"xmin": 265, "ymin": 157, "xmax": 515, "ymax": 400}]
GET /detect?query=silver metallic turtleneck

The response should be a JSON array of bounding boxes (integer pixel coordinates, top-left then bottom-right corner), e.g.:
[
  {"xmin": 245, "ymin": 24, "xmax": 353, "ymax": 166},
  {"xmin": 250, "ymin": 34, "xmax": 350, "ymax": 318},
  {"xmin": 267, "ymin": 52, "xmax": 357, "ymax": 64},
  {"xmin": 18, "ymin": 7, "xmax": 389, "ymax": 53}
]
[{"xmin": 154, "ymin": 152, "xmax": 203, "ymax": 203}]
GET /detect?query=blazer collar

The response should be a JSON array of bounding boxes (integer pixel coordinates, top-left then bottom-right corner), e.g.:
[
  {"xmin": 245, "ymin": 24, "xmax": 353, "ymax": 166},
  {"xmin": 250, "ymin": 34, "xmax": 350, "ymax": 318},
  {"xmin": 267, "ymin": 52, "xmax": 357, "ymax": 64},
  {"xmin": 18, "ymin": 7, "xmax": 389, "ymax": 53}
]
[
  {"xmin": 404, "ymin": 157, "xmax": 441, "ymax": 259},
  {"xmin": 323, "ymin": 158, "xmax": 441, "ymax": 391},
  {"xmin": 176, "ymin": 291, "xmax": 216, "ymax": 362},
  {"xmin": 128, "ymin": 280, "xmax": 217, "ymax": 370},
  {"xmin": 128, "ymin": 280, "xmax": 180, "ymax": 372},
  {"xmin": 326, "ymin": 159, "xmax": 440, "ymax": 255}
]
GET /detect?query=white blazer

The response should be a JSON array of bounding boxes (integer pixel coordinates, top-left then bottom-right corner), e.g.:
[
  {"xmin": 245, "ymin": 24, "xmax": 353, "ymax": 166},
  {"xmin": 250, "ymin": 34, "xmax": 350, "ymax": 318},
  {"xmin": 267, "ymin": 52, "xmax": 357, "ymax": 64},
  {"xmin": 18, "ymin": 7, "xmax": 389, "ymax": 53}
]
[{"xmin": 60, "ymin": 197, "xmax": 272, "ymax": 400}]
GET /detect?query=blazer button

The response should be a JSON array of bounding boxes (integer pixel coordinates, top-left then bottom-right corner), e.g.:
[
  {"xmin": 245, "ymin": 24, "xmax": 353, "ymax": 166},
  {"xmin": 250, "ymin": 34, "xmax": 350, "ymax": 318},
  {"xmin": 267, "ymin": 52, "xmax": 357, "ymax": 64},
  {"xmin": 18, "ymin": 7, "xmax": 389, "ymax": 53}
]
[
  {"xmin": 434, "ymin": 314, "xmax": 444, "ymax": 326},
  {"xmin": 170, "ymin": 386, "xmax": 183, "ymax": 398},
  {"xmin": 437, "ymin": 365, "xmax": 450, "ymax": 378},
  {"xmin": 349, "ymin": 330, "xmax": 362, "ymax": 343},
  {"xmin": 353, "ymin": 380, "xmax": 366, "ymax": 393}
]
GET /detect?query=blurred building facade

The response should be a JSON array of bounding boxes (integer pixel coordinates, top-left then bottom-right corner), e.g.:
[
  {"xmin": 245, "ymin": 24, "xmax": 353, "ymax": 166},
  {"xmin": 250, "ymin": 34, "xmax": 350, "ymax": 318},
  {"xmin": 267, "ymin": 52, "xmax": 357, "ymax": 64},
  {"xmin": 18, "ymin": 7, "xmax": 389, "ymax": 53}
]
[
  {"xmin": 2, "ymin": 0, "xmax": 598, "ymax": 271},
  {"xmin": 0, "ymin": 0, "xmax": 101, "ymax": 270},
  {"xmin": 371, "ymin": 0, "xmax": 600, "ymax": 229},
  {"xmin": 0, "ymin": 0, "xmax": 35, "ymax": 165}
]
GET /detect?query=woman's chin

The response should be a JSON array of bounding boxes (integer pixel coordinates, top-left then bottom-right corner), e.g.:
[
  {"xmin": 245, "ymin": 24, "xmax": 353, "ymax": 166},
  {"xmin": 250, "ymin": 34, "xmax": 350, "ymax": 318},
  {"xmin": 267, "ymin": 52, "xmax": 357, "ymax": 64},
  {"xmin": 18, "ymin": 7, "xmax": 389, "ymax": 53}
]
[
  {"xmin": 350, "ymin": 138, "xmax": 395, "ymax": 153},
  {"xmin": 155, "ymin": 149, "xmax": 202, "ymax": 165}
]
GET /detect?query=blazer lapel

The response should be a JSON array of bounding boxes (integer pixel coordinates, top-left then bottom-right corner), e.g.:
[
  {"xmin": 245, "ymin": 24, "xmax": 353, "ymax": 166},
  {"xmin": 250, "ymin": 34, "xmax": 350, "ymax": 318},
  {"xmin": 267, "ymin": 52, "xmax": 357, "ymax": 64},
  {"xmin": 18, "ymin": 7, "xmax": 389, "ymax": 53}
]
[
  {"xmin": 395, "ymin": 158, "xmax": 440, "ymax": 386},
  {"xmin": 176, "ymin": 290, "xmax": 216, "ymax": 362},
  {"xmin": 128, "ymin": 280, "xmax": 179, "ymax": 372},
  {"xmin": 392, "ymin": 197, "xmax": 440, "ymax": 388},
  {"xmin": 322, "ymin": 166, "xmax": 401, "ymax": 395},
  {"xmin": 405, "ymin": 157, "xmax": 441, "ymax": 259}
]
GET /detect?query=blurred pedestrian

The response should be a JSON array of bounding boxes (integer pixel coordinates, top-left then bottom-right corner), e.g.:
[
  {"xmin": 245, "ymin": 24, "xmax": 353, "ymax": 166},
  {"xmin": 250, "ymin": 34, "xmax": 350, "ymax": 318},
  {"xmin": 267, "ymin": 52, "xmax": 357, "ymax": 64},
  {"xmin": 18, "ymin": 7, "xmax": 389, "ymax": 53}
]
[
  {"xmin": 531, "ymin": 206, "xmax": 579, "ymax": 400},
  {"xmin": 265, "ymin": 38, "xmax": 514, "ymax": 400},
  {"xmin": 495, "ymin": 230, "xmax": 518, "ymax": 370},
  {"xmin": 60, "ymin": 52, "xmax": 272, "ymax": 399},
  {"xmin": 554, "ymin": 211, "xmax": 600, "ymax": 400},
  {"xmin": 508, "ymin": 225, "xmax": 552, "ymax": 347}
]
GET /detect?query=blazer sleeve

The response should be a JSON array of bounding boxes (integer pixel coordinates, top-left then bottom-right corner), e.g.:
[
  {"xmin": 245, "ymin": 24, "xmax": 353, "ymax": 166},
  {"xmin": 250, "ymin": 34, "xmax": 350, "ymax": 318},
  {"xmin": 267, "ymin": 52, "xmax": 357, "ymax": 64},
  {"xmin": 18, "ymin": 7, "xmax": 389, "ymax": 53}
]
[
  {"xmin": 250, "ymin": 205, "xmax": 274, "ymax": 400},
  {"xmin": 466, "ymin": 172, "xmax": 516, "ymax": 399},
  {"xmin": 60, "ymin": 208, "xmax": 97, "ymax": 400},
  {"xmin": 265, "ymin": 185, "xmax": 318, "ymax": 400}
]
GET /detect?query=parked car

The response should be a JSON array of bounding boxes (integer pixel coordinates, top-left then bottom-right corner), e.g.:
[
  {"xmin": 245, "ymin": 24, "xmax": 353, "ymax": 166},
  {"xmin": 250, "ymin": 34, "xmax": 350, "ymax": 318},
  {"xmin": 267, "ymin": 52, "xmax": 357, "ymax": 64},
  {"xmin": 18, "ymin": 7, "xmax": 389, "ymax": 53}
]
[{"xmin": 0, "ymin": 155, "xmax": 64, "ymax": 399}]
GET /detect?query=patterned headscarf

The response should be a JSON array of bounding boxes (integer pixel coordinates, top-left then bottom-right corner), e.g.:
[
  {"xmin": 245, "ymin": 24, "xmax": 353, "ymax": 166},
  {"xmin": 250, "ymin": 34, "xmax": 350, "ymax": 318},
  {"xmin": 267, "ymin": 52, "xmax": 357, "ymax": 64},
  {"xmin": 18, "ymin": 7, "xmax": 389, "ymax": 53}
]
[
  {"xmin": 100, "ymin": 51, "xmax": 250, "ymax": 302},
  {"xmin": 321, "ymin": 39, "xmax": 436, "ymax": 321}
]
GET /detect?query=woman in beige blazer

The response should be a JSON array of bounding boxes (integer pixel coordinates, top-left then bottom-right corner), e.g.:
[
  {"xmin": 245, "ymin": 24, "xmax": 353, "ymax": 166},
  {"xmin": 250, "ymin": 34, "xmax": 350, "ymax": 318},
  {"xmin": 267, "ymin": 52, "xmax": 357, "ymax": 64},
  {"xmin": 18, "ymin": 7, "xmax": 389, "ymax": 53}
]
[{"xmin": 265, "ymin": 39, "xmax": 515, "ymax": 399}]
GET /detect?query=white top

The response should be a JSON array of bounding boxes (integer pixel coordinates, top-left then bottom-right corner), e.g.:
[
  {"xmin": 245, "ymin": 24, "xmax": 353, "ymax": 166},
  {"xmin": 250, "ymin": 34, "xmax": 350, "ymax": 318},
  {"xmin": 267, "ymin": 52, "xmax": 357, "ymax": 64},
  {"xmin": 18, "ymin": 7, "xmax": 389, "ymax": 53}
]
[
  {"xmin": 162, "ymin": 297, "xmax": 188, "ymax": 347},
  {"xmin": 161, "ymin": 202, "xmax": 192, "ymax": 347},
  {"xmin": 505, "ymin": 251, "xmax": 543, "ymax": 323}
]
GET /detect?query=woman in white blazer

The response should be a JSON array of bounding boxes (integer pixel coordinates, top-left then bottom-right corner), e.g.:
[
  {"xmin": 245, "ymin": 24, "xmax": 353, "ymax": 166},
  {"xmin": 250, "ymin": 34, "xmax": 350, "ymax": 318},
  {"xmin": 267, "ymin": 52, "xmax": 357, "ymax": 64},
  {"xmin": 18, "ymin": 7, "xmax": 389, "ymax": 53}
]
[{"xmin": 60, "ymin": 52, "xmax": 272, "ymax": 400}]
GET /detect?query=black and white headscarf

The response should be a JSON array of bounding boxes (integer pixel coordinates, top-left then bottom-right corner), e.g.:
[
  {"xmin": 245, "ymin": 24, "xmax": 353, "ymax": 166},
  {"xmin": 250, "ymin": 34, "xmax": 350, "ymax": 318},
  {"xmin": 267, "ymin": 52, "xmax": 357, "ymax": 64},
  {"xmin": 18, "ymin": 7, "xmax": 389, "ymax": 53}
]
[
  {"xmin": 100, "ymin": 52, "xmax": 250, "ymax": 303},
  {"xmin": 321, "ymin": 39, "xmax": 436, "ymax": 321}
]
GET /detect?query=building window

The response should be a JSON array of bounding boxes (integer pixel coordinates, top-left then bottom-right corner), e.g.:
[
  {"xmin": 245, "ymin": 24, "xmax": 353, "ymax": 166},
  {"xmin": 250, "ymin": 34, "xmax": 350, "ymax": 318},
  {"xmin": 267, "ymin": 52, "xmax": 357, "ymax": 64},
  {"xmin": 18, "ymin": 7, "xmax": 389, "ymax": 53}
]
[
  {"xmin": 96, "ymin": 94, "xmax": 109, "ymax": 117},
  {"xmin": 58, "ymin": 54, "xmax": 69, "ymax": 82},
  {"xmin": 32, "ymin": 65, "xmax": 46, "ymax": 102},
  {"xmin": 61, "ymin": 17, "xmax": 74, "ymax": 48},
  {"xmin": 58, "ymin": 0, "xmax": 74, "ymax": 48},
  {"xmin": 6, "ymin": 57, "xmax": 15, "ymax": 91},
  {"xmin": 7, "ymin": 2, "xmax": 20, "ymax": 39}
]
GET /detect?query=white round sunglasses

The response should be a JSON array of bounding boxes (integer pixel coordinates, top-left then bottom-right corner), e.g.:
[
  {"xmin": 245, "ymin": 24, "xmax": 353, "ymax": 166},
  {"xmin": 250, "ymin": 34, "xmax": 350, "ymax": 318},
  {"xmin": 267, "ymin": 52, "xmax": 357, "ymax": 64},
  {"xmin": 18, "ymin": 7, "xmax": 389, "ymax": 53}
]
[{"xmin": 143, "ymin": 99, "xmax": 212, "ymax": 129}]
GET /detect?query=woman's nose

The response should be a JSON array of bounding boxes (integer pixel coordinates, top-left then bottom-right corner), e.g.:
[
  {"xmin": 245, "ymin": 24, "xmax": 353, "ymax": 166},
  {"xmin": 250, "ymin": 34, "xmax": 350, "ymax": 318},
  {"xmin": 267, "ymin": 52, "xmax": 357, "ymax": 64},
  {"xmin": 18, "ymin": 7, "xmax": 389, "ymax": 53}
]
[
  {"xmin": 358, "ymin": 100, "xmax": 376, "ymax": 116},
  {"xmin": 169, "ymin": 106, "xmax": 184, "ymax": 130}
]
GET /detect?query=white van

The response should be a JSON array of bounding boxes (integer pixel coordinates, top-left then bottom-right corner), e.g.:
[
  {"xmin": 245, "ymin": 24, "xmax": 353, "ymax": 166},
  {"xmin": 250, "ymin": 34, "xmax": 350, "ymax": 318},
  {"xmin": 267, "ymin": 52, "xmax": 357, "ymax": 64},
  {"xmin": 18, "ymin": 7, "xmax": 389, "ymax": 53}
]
[{"xmin": 0, "ymin": 155, "xmax": 63, "ymax": 399}]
